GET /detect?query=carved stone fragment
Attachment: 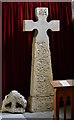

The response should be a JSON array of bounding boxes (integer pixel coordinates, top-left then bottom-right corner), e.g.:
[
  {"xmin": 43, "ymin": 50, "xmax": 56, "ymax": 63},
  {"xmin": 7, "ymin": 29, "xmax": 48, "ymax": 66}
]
[{"xmin": 1, "ymin": 90, "xmax": 27, "ymax": 113}]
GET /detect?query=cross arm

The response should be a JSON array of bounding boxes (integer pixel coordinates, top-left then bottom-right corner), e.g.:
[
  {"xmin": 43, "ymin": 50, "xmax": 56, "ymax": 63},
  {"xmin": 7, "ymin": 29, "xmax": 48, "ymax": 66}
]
[
  {"xmin": 48, "ymin": 20, "xmax": 60, "ymax": 31},
  {"xmin": 23, "ymin": 20, "xmax": 35, "ymax": 31}
]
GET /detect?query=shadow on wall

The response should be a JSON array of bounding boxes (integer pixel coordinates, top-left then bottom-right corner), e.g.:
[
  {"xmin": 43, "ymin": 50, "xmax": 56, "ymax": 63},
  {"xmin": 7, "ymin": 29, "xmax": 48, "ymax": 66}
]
[
  {"xmin": 0, "ymin": 1, "xmax": 2, "ymax": 110},
  {"xmin": 72, "ymin": 1, "xmax": 74, "ymax": 19}
]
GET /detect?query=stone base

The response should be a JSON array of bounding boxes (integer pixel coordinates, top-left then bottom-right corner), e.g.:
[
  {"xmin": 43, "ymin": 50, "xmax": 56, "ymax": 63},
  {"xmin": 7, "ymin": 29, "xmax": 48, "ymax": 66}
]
[{"xmin": 28, "ymin": 96, "xmax": 53, "ymax": 112}]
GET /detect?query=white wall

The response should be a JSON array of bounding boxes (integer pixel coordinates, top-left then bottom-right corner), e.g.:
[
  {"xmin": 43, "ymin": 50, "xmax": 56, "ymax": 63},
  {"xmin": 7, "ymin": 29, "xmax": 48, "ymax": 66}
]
[{"xmin": 72, "ymin": 1, "xmax": 74, "ymax": 19}]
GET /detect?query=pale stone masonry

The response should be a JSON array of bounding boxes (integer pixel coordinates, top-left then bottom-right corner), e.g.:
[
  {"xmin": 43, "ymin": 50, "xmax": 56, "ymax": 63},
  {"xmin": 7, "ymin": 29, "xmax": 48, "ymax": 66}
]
[
  {"xmin": 28, "ymin": 37, "xmax": 54, "ymax": 112},
  {"xmin": 23, "ymin": 7, "xmax": 60, "ymax": 112},
  {"xmin": 1, "ymin": 90, "xmax": 27, "ymax": 113}
]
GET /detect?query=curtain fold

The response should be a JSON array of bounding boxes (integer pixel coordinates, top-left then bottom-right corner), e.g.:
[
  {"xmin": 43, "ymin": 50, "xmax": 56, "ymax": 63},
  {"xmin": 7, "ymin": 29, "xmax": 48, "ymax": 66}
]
[{"xmin": 2, "ymin": 2, "xmax": 73, "ymax": 99}]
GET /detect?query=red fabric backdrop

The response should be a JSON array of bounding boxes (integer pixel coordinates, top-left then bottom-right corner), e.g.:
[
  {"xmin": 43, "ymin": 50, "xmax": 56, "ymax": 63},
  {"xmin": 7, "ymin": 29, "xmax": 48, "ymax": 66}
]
[{"xmin": 2, "ymin": 2, "xmax": 73, "ymax": 99}]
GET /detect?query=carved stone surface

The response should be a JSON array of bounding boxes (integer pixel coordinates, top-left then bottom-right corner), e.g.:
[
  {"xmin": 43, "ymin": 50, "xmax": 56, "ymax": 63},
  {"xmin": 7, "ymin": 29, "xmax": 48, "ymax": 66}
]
[
  {"xmin": 1, "ymin": 90, "xmax": 27, "ymax": 113},
  {"xmin": 23, "ymin": 7, "xmax": 60, "ymax": 112},
  {"xmin": 28, "ymin": 96, "xmax": 53, "ymax": 112},
  {"xmin": 30, "ymin": 40, "xmax": 53, "ymax": 96}
]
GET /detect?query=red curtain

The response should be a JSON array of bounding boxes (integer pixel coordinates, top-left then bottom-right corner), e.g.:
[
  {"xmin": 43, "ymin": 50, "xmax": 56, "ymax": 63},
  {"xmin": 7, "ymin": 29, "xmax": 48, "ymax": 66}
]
[{"xmin": 2, "ymin": 2, "xmax": 73, "ymax": 99}]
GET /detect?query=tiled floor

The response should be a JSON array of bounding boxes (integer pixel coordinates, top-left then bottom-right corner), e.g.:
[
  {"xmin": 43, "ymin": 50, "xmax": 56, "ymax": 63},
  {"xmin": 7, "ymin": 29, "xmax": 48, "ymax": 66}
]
[
  {"xmin": 0, "ymin": 112, "xmax": 53, "ymax": 120},
  {"xmin": 0, "ymin": 105, "xmax": 71, "ymax": 120}
]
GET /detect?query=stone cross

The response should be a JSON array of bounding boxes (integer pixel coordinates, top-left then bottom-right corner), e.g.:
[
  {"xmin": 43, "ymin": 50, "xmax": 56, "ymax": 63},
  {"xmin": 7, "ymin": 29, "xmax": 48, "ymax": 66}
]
[
  {"xmin": 23, "ymin": 7, "xmax": 60, "ymax": 112},
  {"xmin": 23, "ymin": 8, "xmax": 59, "ymax": 45}
]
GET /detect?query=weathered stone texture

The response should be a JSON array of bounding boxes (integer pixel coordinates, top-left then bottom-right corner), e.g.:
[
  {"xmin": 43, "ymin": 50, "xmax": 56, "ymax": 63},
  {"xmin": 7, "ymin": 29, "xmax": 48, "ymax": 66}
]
[
  {"xmin": 1, "ymin": 90, "xmax": 27, "ymax": 113},
  {"xmin": 28, "ymin": 96, "xmax": 53, "ymax": 112},
  {"xmin": 23, "ymin": 7, "xmax": 60, "ymax": 112},
  {"xmin": 30, "ymin": 40, "xmax": 53, "ymax": 97}
]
